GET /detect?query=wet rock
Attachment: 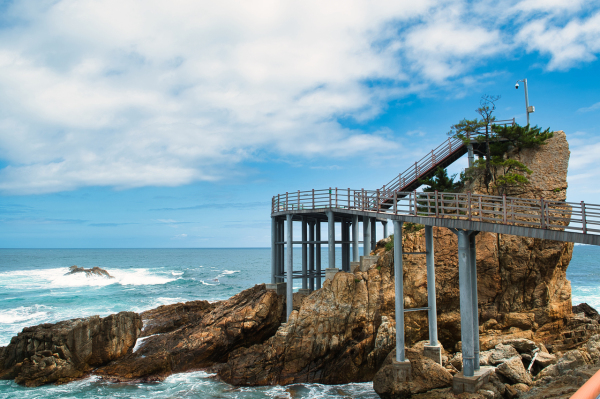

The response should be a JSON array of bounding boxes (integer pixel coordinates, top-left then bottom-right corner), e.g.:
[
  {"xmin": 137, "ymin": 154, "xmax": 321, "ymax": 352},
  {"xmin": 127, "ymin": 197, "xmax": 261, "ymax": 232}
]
[
  {"xmin": 572, "ymin": 303, "xmax": 600, "ymax": 320},
  {"xmin": 496, "ymin": 356, "xmax": 532, "ymax": 385},
  {"xmin": 94, "ymin": 284, "xmax": 284, "ymax": 382},
  {"xmin": 0, "ymin": 312, "xmax": 141, "ymax": 387},
  {"xmin": 65, "ymin": 265, "xmax": 113, "ymax": 278},
  {"xmin": 372, "ymin": 348, "xmax": 453, "ymax": 399}
]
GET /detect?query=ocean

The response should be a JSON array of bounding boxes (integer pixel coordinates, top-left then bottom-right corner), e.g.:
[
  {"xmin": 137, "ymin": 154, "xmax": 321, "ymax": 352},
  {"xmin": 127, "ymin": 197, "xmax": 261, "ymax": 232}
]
[{"xmin": 0, "ymin": 245, "xmax": 598, "ymax": 398}]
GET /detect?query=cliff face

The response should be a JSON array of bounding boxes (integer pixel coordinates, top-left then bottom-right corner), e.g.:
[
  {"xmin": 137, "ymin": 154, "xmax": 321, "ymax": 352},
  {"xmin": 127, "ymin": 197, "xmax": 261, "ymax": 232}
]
[{"xmin": 218, "ymin": 131, "xmax": 575, "ymax": 385}]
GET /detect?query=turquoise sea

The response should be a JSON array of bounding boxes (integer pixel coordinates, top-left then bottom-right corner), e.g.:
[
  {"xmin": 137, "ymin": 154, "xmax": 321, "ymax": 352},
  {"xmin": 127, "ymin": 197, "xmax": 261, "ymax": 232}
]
[{"xmin": 0, "ymin": 246, "xmax": 598, "ymax": 398}]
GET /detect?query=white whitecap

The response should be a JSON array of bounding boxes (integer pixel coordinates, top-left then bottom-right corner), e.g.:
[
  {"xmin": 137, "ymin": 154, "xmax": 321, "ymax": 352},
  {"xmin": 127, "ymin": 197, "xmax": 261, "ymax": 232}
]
[
  {"xmin": 0, "ymin": 305, "xmax": 51, "ymax": 324},
  {"xmin": 200, "ymin": 280, "xmax": 219, "ymax": 286},
  {"xmin": 171, "ymin": 271, "xmax": 184, "ymax": 276}
]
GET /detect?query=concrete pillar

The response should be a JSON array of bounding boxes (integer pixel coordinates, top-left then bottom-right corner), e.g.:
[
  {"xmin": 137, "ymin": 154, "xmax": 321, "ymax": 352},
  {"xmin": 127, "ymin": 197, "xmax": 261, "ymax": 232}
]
[
  {"xmin": 383, "ymin": 221, "xmax": 388, "ymax": 238},
  {"xmin": 364, "ymin": 217, "xmax": 371, "ymax": 256},
  {"xmin": 286, "ymin": 214, "xmax": 294, "ymax": 321},
  {"xmin": 301, "ymin": 217, "xmax": 307, "ymax": 290},
  {"xmin": 352, "ymin": 215, "xmax": 359, "ymax": 261},
  {"xmin": 470, "ymin": 233, "xmax": 480, "ymax": 371},
  {"xmin": 393, "ymin": 220, "xmax": 405, "ymax": 362},
  {"xmin": 309, "ymin": 221, "xmax": 315, "ymax": 291},
  {"xmin": 458, "ymin": 230, "xmax": 474, "ymax": 377},
  {"xmin": 316, "ymin": 220, "xmax": 322, "ymax": 289},
  {"xmin": 328, "ymin": 211, "xmax": 335, "ymax": 270},
  {"xmin": 425, "ymin": 226, "xmax": 438, "ymax": 346},
  {"xmin": 271, "ymin": 217, "xmax": 277, "ymax": 284},
  {"xmin": 371, "ymin": 217, "xmax": 377, "ymax": 251}
]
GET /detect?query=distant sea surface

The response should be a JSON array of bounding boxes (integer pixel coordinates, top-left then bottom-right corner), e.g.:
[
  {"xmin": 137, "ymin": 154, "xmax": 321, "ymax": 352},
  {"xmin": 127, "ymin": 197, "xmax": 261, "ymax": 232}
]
[{"xmin": 0, "ymin": 246, "xmax": 598, "ymax": 398}]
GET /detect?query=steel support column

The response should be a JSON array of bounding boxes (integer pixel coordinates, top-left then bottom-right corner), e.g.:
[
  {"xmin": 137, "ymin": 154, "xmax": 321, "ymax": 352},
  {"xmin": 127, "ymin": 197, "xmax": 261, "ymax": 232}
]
[
  {"xmin": 278, "ymin": 219, "xmax": 284, "ymax": 283},
  {"xmin": 301, "ymin": 217, "xmax": 307, "ymax": 290},
  {"xmin": 271, "ymin": 217, "xmax": 276, "ymax": 284},
  {"xmin": 286, "ymin": 214, "xmax": 294, "ymax": 320},
  {"xmin": 371, "ymin": 217, "xmax": 377, "ymax": 251},
  {"xmin": 470, "ymin": 233, "xmax": 480, "ymax": 370},
  {"xmin": 341, "ymin": 219, "xmax": 348, "ymax": 272},
  {"xmin": 328, "ymin": 211, "xmax": 335, "ymax": 270},
  {"xmin": 468, "ymin": 144, "xmax": 474, "ymax": 168},
  {"xmin": 383, "ymin": 221, "xmax": 388, "ymax": 238},
  {"xmin": 425, "ymin": 226, "xmax": 438, "ymax": 346},
  {"xmin": 309, "ymin": 221, "xmax": 315, "ymax": 291},
  {"xmin": 364, "ymin": 217, "xmax": 371, "ymax": 256},
  {"xmin": 457, "ymin": 230, "xmax": 474, "ymax": 377},
  {"xmin": 316, "ymin": 220, "xmax": 322, "ymax": 289},
  {"xmin": 393, "ymin": 220, "xmax": 405, "ymax": 362},
  {"xmin": 352, "ymin": 215, "xmax": 359, "ymax": 261}
]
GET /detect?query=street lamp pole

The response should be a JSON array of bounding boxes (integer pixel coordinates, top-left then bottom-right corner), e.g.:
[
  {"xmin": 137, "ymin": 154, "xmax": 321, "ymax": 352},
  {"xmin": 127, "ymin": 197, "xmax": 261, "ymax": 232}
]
[{"xmin": 515, "ymin": 78, "xmax": 534, "ymax": 126}]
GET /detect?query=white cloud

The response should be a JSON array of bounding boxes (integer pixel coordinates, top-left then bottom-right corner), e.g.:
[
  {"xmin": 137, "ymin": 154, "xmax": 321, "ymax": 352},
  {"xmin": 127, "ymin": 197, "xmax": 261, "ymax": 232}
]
[
  {"xmin": 0, "ymin": 0, "xmax": 598, "ymax": 194},
  {"xmin": 578, "ymin": 102, "xmax": 600, "ymax": 113}
]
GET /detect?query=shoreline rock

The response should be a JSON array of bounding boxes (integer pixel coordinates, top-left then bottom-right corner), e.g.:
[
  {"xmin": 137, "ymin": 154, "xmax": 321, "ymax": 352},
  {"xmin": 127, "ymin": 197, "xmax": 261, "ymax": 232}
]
[{"xmin": 65, "ymin": 265, "xmax": 114, "ymax": 278}]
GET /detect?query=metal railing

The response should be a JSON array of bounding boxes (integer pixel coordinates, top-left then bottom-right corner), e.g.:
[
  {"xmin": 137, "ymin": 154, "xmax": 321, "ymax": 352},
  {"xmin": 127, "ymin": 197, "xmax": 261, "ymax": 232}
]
[
  {"xmin": 379, "ymin": 119, "xmax": 515, "ymax": 196},
  {"xmin": 272, "ymin": 189, "xmax": 600, "ymax": 236}
]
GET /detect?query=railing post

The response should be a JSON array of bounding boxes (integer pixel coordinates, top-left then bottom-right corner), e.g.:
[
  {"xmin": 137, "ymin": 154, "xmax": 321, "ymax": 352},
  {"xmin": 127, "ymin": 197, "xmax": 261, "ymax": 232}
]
[
  {"xmin": 468, "ymin": 191, "xmax": 472, "ymax": 220},
  {"xmin": 377, "ymin": 189, "xmax": 380, "ymax": 213},
  {"xmin": 361, "ymin": 189, "xmax": 365, "ymax": 211},
  {"xmin": 399, "ymin": 173, "xmax": 402, "ymax": 190},
  {"xmin": 278, "ymin": 193, "xmax": 281, "ymax": 211},
  {"xmin": 394, "ymin": 191, "xmax": 397, "ymax": 215},
  {"xmin": 286, "ymin": 192, "xmax": 289, "ymax": 211},
  {"xmin": 435, "ymin": 190, "xmax": 439, "ymax": 218},
  {"xmin": 582, "ymin": 201, "xmax": 587, "ymax": 234},
  {"xmin": 298, "ymin": 190, "xmax": 300, "ymax": 210},
  {"xmin": 415, "ymin": 161, "xmax": 418, "ymax": 179},
  {"xmin": 478, "ymin": 196, "xmax": 482, "ymax": 221},
  {"xmin": 348, "ymin": 188, "xmax": 350, "ymax": 209},
  {"xmin": 502, "ymin": 194, "xmax": 507, "ymax": 224},
  {"xmin": 448, "ymin": 137, "xmax": 452, "ymax": 153},
  {"xmin": 312, "ymin": 189, "xmax": 315, "ymax": 209},
  {"xmin": 335, "ymin": 187, "xmax": 338, "ymax": 208},
  {"xmin": 414, "ymin": 190, "xmax": 418, "ymax": 216},
  {"xmin": 540, "ymin": 198, "xmax": 546, "ymax": 228},
  {"xmin": 329, "ymin": 187, "xmax": 332, "ymax": 208}
]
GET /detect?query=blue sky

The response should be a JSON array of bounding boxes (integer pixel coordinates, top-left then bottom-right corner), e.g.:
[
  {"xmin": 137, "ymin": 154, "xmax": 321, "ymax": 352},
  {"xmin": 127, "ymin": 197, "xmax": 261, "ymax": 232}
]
[{"xmin": 1, "ymin": 0, "xmax": 600, "ymax": 248}]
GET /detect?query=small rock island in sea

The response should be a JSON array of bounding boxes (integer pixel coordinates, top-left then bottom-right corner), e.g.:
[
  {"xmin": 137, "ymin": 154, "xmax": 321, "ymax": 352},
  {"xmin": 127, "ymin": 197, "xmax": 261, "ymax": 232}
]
[
  {"xmin": 1, "ymin": 131, "xmax": 599, "ymax": 397},
  {"xmin": 65, "ymin": 265, "xmax": 114, "ymax": 278}
]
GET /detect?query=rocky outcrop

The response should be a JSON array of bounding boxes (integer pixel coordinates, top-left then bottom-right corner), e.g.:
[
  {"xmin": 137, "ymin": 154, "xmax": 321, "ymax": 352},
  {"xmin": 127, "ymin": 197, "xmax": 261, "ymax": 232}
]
[
  {"xmin": 0, "ymin": 312, "xmax": 140, "ymax": 387},
  {"xmin": 93, "ymin": 284, "xmax": 284, "ymax": 382},
  {"xmin": 65, "ymin": 265, "xmax": 113, "ymax": 278}
]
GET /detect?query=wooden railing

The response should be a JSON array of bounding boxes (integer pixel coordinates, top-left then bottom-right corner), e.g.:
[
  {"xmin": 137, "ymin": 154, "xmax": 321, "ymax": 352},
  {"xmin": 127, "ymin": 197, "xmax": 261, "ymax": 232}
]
[
  {"xmin": 379, "ymin": 119, "xmax": 515, "ymax": 196},
  {"xmin": 271, "ymin": 189, "xmax": 600, "ymax": 236}
]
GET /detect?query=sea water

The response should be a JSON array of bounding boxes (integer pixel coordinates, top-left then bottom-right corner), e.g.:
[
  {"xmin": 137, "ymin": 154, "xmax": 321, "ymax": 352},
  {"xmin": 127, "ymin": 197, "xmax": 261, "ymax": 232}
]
[{"xmin": 0, "ymin": 246, "xmax": 598, "ymax": 398}]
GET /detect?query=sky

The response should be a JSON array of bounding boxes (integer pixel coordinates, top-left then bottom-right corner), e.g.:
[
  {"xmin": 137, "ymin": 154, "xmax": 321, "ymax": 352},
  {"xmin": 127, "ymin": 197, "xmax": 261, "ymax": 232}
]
[{"xmin": 1, "ymin": 0, "xmax": 600, "ymax": 248}]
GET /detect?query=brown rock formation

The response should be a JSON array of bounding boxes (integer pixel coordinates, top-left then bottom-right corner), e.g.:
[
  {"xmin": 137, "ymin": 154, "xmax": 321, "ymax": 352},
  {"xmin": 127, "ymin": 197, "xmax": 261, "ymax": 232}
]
[
  {"xmin": 93, "ymin": 283, "xmax": 284, "ymax": 382},
  {"xmin": 0, "ymin": 311, "xmax": 140, "ymax": 387},
  {"xmin": 65, "ymin": 265, "xmax": 114, "ymax": 278}
]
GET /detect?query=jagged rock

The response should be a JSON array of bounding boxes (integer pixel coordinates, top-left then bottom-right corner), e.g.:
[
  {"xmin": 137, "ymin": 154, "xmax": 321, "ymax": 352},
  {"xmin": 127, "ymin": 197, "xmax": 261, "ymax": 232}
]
[
  {"xmin": 573, "ymin": 303, "xmax": 600, "ymax": 320},
  {"xmin": 585, "ymin": 334, "xmax": 600, "ymax": 361},
  {"xmin": 502, "ymin": 338, "xmax": 538, "ymax": 354},
  {"xmin": 140, "ymin": 300, "xmax": 214, "ymax": 337},
  {"xmin": 523, "ymin": 364, "xmax": 600, "ymax": 399},
  {"xmin": 65, "ymin": 265, "xmax": 114, "ymax": 278},
  {"xmin": 481, "ymin": 344, "xmax": 520, "ymax": 366},
  {"xmin": 496, "ymin": 356, "xmax": 532, "ymax": 385},
  {"xmin": 0, "ymin": 312, "xmax": 140, "ymax": 387},
  {"xmin": 536, "ymin": 349, "xmax": 590, "ymax": 379},
  {"xmin": 372, "ymin": 349, "xmax": 453, "ymax": 399},
  {"xmin": 533, "ymin": 351, "xmax": 557, "ymax": 368},
  {"xmin": 94, "ymin": 284, "xmax": 284, "ymax": 382}
]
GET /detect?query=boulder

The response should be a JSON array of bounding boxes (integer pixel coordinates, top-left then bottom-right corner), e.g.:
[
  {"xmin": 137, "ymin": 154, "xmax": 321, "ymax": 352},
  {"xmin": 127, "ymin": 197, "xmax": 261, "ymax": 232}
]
[
  {"xmin": 572, "ymin": 303, "xmax": 600, "ymax": 320},
  {"xmin": 372, "ymin": 349, "xmax": 453, "ymax": 399},
  {"xmin": 94, "ymin": 284, "xmax": 284, "ymax": 382},
  {"xmin": 536, "ymin": 349, "xmax": 590, "ymax": 379},
  {"xmin": 501, "ymin": 338, "xmax": 538, "ymax": 354},
  {"xmin": 0, "ymin": 312, "xmax": 140, "ymax": 387},
  {"xmin": 496, "ymin": 356, "xmax": 532, "ymax": 385},
  {"xmin": 586, "ymin": 334, "xmax": 600, "ymax": 361},
  {"xmin": 482, "ymin": 344, "xmax": 520, "ymax": 366}
]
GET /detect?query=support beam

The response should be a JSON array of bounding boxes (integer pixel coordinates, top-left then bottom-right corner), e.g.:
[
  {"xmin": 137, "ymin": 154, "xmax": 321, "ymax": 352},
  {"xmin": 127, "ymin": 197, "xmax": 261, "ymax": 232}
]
[
  {"xmin": 286, "ymin": 214, "xmax": 294, "ymax": 320},
  {"xmin": 371, "ymin": 217, "xmax": 377, "ymax": 251},
  {"xmin": 364, "ymin": 217, "xmax": 371, "ymax": 256},
  {"xmin": 383, "ymin": 221, "xmax": 388, "ymax": 238},
  {"xmin": 470, "ymin": 233, "xmax": 480, "ymax": 371},
  {"xmin": 457, "ymin": 230, "xmax": 474, "ymax": 377},
  {"xmin": 468, "ymin": 144, "xmax": 474, "ymax": 168},
  {"xmin": 301, "ymin": 217, "xmax": 307, "ymax": 290},
  {"xmin": 328, "ymin": 211, "xmax": 335, "ymax": 270},
  {"xmin": 309, "ymin": 221, "xmax": 315, "ymax": 291},
  {"xmin": 278, "ymin": 219, "xmax": 284, "ymax": 283},
  {"xmin": 316, "ymin": 220, "xmax": 322, "ymax": 289},
  {"xmin": 352, "ymin": 215, "xmax": 359, "ymax": 262},
  {"xmin": 393, "ymin": 220, "xmax": 405, "ymax": 362},
  {"xmin": 425, "ymin": 226, "xmax": 438, "ymax": 346}
]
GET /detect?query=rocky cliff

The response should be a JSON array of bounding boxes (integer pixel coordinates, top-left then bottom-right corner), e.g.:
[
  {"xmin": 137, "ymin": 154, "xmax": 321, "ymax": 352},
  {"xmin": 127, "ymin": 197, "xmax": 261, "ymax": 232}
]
[{"xmin": 0, "ymin": 312, "xmax": 140, "ymax": 387}]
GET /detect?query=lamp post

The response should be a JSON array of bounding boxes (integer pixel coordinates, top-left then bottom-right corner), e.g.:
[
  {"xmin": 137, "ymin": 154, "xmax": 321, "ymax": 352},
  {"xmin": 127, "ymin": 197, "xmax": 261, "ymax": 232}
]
[{"xmin": 515, "ymin": 78, "xmax": 534, "ymax": 126}]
